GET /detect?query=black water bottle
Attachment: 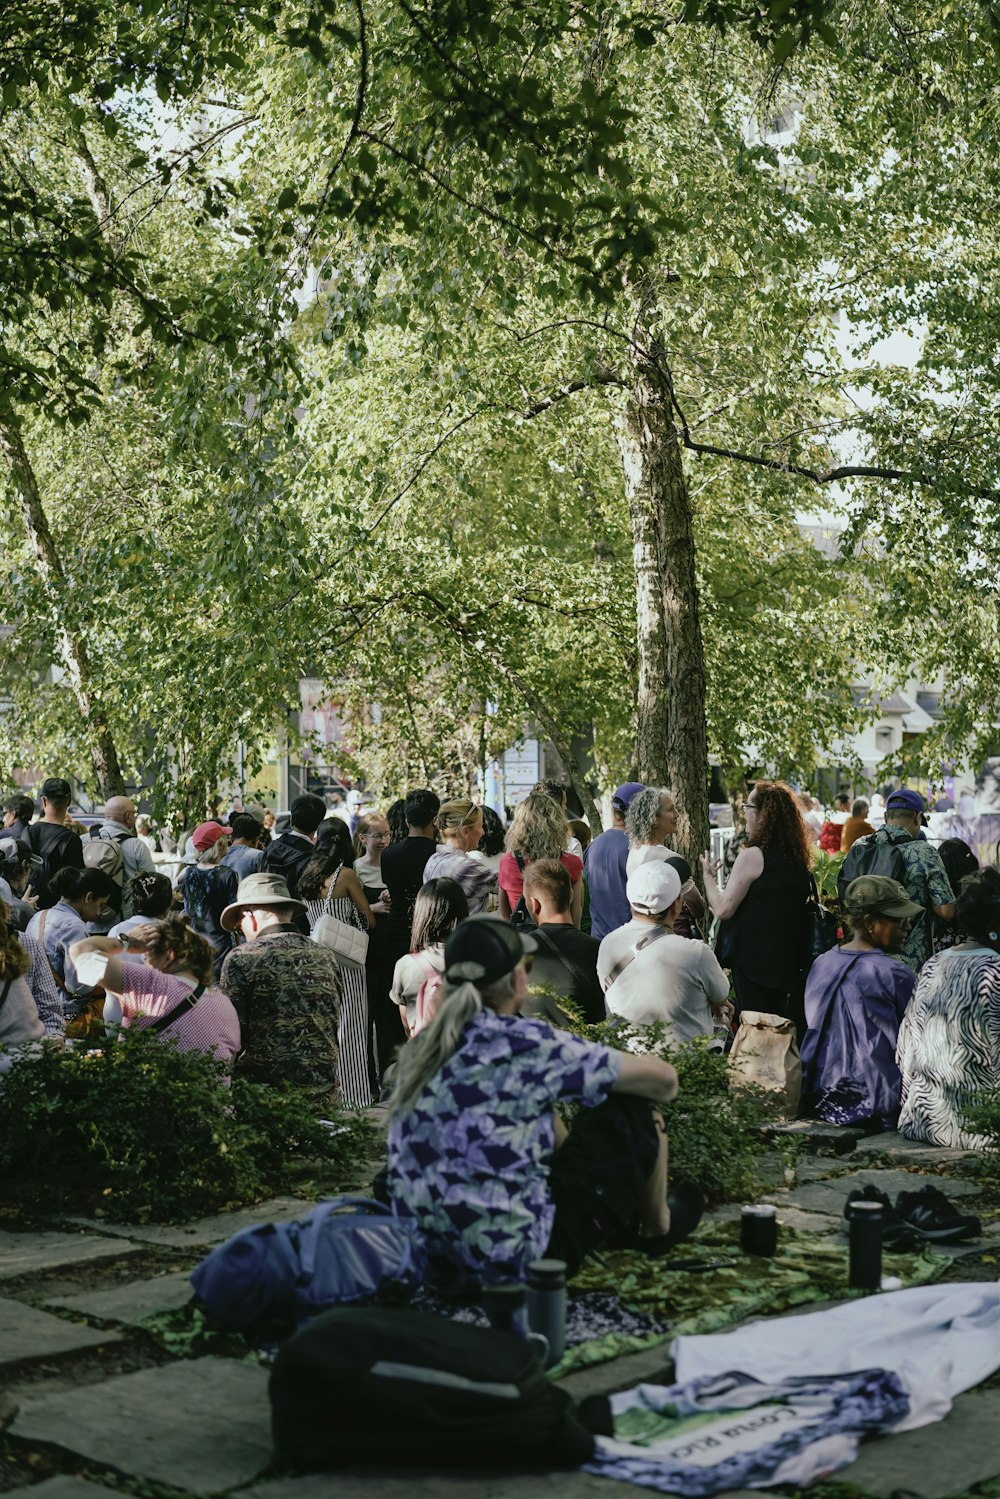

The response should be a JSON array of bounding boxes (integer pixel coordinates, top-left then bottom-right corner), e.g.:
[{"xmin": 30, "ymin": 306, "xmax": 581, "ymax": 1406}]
[
  {"xmin": 526, "ymin": 1258, "xmax": 567, "ymax": 1369},
  {"xmin": 482, "ymin": 1283, "xmax": 530, "ymax": 1339},
  {"xmin": 848, "ymin": 1199, "xmax": 882, "ymax": 1291}
]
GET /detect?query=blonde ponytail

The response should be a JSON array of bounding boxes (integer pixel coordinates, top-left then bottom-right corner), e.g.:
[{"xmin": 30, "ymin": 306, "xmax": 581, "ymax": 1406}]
[{"xmin": 387, "ymin": 969, "xmax": 518, "ymax": 1117}]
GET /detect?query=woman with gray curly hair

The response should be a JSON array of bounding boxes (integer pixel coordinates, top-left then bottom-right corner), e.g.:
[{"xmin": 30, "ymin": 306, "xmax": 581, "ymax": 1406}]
[{"xmin": 626, "ymin": 787, "xmax": 704, "ymax": 935}]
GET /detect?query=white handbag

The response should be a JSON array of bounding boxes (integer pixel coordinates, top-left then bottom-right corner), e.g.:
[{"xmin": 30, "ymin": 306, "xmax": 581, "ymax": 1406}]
[{"xmin": 311, "ymin": 913, "xmax": 369, "ymax": 970}]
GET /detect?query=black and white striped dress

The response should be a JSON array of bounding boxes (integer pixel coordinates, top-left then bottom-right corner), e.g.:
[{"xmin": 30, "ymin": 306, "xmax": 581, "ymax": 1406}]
[
  {"xmin": 305, "ymin": 893, "xmax": 374, "ymax": 1108},
  {"xmin": 897, "ymin": 946, "xmax": 1000, "ymax": 1148}
]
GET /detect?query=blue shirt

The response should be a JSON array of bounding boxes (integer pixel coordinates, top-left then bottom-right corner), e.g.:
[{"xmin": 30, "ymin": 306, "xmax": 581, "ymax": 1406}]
[
  {"xmin": 585, "ymin": 828, "xmax": 631, "ymax": 939},
  {"xmin": 387, "ymin": 1010, "xmax": 621, "ymax": 1283},
  {"xmin": 221, "ymin": 843, "xmax": 264, "ymax": 881}
]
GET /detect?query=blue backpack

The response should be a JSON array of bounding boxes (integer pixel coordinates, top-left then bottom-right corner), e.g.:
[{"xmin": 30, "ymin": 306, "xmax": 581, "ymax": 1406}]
[{"xmin": 190, "ymin": 1196, "xmax": 426, "ymax": 1330}]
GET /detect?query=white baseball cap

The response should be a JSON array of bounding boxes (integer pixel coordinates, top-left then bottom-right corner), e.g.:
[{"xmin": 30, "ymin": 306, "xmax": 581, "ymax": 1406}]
[{"xmin": 626, "ymin": 860, "xmax": 682, "ymax": 916}]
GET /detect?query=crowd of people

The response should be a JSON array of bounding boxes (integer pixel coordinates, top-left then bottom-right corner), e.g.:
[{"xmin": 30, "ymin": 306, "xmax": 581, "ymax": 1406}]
[{"xmin": 0, "ymin": 768, "xmax": 997, "ymax": 1283}]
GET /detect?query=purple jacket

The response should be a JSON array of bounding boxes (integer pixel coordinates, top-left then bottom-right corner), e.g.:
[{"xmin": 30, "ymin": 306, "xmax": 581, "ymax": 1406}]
[{"xmin": 801, "ymin": 947, "xmax": 915, "ymax": 1127}]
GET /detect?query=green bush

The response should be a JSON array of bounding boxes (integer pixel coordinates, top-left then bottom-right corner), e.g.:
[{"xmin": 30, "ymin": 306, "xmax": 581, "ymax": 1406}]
[
  {"xmin": 586, "ymin": 1021, "xmax": 773, "ymax": 1205},
  {"xmin": 961, "ymin": 1092, "xmax": 1000, "ymax": 1179},
  {"xmin": 0, "ymin": 1032, "xmax": 374, "ymax": 1221}
]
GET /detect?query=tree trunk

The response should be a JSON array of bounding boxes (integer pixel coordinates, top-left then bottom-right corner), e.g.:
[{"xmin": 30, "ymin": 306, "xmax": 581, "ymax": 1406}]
[
  {"xmin": 613, "ymin": 333, "xmax": 710, "ymax": 867},
  {"xmin": 0, "ymin": 403, "xmax": 126, "ymax": 799}
]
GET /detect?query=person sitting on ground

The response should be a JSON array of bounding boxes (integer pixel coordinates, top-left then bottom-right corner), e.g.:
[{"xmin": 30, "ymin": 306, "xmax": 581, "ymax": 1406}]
[
  {"xmin": 0, "ymin": 900, "xmax": 45, "ymax": 1068},
  {"xmin": 386, "ymin": 913, "xmax": 702, "ymax": 1285},
  {"xmin": 499, "ymin": 791, "xmax": 584, "ymax": 927},
  {"xmin": 847, "ymin": 789, "xmax": 956, "ymax": 973},
  {"xmin": 222, "ymin": 813, "xmax": 264, "ymax": 882},
  {"xmin": 107, "ymin": 872, "xmax": 175, "ymax": 968},
  {"xmin": 598, "ymin": 863, "xmax": 731, "ymax": 1045},
  {"xmin": 26, "ymin": 867, "xmax": 117, "ymax": 1035},
  {"xmin": 521, "ymin": 859, "xmax": 605, "ymax": 1025},
  {"xmin": 390, "ymin": 877, "xmax": 469, "ymax": 1037},
  {"xmin": 24, "ymin": 778, "xmax": 84, "ymax": 909},
  {"xmin": 261, "ymin": 792, "xmax": 327, "ymax": 901},
  {"xmin": 585, "ymin": 782, "xmax": 645, "ymax": 940},
  {"xmin": 219, "ymin": 872, "xmax": 342, "ymax": 1113},
  {"xmin": 422, "ymin": 800, "xmax": 497, "ymax": 914},
  {"xmin": 841, "ymin": 798, "xmax": 876, "ymax": 853},
  {"xmin": 0, "ymin": 836, "xmax": 40, "ymax": 932},
  {"xmin": 3, "ymin": 793, "xmax": 34, "ymax": 841},
  {"xmin": 181, "ymin": 822, "xmax": 238, "ymax": 978},
  {"xmin": 70, "ymin": 916, "xmax": 240, "ymax": 1065},
  {"xmin": 801, "ymin": 876, "xmax": 919, "ymax": 1129},
  {"xmin": 897, "ymin": 865, "xmax": 1000, "ymax": 1149}
]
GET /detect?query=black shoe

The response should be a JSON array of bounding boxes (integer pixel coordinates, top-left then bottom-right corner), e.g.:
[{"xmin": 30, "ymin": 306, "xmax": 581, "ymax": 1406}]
[
  {"xmin": 895, "ymin": 1184, "xmax": 981, "ymax": 1243},
  {"xmin": 842, "ymin": 1184, "xmax": 919, "ymax": 1250},
  {"xmin": 640, "ymin": 1181, "xmax": 706, "ymax": 1258}
]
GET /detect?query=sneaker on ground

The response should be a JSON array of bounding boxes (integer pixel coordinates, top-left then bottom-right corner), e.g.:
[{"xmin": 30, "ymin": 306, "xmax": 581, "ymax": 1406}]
[
  {"xmin": 842, "ymin": 1184, "xmax": 919, "ymax": 1250},
  {"xmin": 895, "ymin": 1184, "xmax": 981, "ymax": 1243}
]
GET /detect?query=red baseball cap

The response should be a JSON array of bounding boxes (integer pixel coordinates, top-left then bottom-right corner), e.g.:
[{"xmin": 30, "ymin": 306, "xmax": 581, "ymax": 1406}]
[{"xmin": 192, "ymin": 820, "xmax": 230, "ymax": 851}]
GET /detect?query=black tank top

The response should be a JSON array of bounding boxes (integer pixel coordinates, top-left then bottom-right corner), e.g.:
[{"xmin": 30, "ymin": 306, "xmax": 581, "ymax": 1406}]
[{"xmin": 718, "ymin": 850, "xmax": 812, "ymax": 987}]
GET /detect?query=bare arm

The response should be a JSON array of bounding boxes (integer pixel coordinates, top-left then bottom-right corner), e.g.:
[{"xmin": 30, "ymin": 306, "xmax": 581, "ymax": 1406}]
[
  {"xmin": 498, "ymin": 885, "xmax": 512, "ymax": 921},
  {"xmin": 67, "ymin": 935, "xmax": 126, "ymax": 995},
  {"xmin": 935, "ymin": 901, "xmax": 956, "ymax": 922},
  {"xmin": 340, "ymin": 870, "xmax": 375, "ymax": 929},
  {"xmin": 570, "ymin": 877, "xmax": 584, "ymax": 928},
  {"xmin": 612, "ymin": 1052, "xmax": 679, "ymax": 1106},
  {"xmin": 701, "ymin": 846, "xmax": 764, "ymax": 922}
]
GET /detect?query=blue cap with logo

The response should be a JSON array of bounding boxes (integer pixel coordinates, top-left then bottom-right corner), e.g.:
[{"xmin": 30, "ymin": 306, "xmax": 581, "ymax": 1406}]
[{"xmin": 886, "ymin": 788, "xmax": 926, "ymax": 814}]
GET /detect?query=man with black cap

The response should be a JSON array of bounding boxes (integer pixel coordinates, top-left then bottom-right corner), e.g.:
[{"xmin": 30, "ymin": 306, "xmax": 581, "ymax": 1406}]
[
  {"xmin": 584, "ymin": 781, "xmax": 645, "ymax": 940},
  {"xmin": 24, "ymin": 778, "xmax": 84, "ymax": 909},
  {"xmin": 386, "ymin": 912, "xmax": 703, "ymax": 1286},
  {"xmin": 839, "ymin": 788, "xmax": 955, "ymax": 973}
]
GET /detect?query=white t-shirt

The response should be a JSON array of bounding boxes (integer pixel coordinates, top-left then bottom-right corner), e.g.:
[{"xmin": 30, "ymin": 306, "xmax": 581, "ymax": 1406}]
[
  {"xmin": 597, "ymin": 919, "xmax": 729, "ymax": 1044},
  {"xmin": 625, "ymin": 844, "xmax": 681, "ymax": 878}
]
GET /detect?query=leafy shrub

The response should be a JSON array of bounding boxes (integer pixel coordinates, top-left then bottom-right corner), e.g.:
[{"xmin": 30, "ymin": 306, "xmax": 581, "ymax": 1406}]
[
  {"xmin": 813, "ymin": 849, "xmax": 846, "ymax": 908},
  {"xmin": 0, "ymin": 1032, "xmax": 374, "ymax": 1221},
  {"xmin": 585, "ymin": 1020, "xmax": 773, "ymax": 1205},
  {"xmin": 961, "ymin": 1093, "xmax": 1000, "ymax": 1180}
]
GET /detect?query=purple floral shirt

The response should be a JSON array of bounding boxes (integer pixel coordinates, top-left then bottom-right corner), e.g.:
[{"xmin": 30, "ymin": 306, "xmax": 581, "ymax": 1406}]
[{"xmin": 387, "ymin": 1010, "xmax": 621, "ymax": 1283}]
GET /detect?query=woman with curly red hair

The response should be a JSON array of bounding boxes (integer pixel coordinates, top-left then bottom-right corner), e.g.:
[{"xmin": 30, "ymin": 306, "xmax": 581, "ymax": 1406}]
[{"xmin": 702, "ymin": 780, "xmax": 813, "ymax": 1032}]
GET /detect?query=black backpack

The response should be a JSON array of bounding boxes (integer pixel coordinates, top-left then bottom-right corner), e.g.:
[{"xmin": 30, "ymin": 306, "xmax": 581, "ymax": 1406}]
[
  {"xmin": 269, "ymin": 1307, "xmax": 597, "ymax": 1471},
  {"xmin": 24, "ymin": 822, "xmax": 82, "ymax": 909},
  {"xmin": 510, "ymin": 852, "xmax": 538, "ymax": 933},
  {"xmin": 837, "ymin": 828, "xmax": 909, "ymax": 908}
]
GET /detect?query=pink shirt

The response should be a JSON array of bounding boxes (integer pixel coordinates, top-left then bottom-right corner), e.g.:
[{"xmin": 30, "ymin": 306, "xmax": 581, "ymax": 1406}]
[
  {"xmin": 120, "ymin": 966, "xmax": 241, "ymax": 1063},
  {"xmin": 499, "ymin": 851, "xmax": 584, "ymax": 907}
]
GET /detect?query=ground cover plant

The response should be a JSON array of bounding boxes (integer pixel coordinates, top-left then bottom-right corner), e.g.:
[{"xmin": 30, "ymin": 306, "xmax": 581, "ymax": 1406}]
[{"xmin": 0, "ymin": 1033, "xmax": 373, "ymax": 1221}]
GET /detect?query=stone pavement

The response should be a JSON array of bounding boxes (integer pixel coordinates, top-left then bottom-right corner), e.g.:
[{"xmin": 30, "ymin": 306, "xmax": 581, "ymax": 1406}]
[{"xmin": 0, "ymin": 1133, "xmax": 998, "ymax": 1499}]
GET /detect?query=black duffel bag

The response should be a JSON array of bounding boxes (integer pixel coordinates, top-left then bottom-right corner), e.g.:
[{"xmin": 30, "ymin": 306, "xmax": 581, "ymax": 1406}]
[{"xmin": 269, "ymin": 1306, "xmax": 597, "ymax": 1470}]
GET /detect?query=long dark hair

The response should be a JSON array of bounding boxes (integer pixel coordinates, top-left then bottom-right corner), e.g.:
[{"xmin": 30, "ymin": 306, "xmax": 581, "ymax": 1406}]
[
  {"xmin": 299, "ymin": 849, "xmax": 345, "ymax": 902},
  {"xmin": 957, "ymin": 865, "xmax": 1000, "ymax": 946},
  {"xmin": 386, "ymin": 798, "xmax": 408, "ymax": 844},
  {"xmin": 315, "ymin": 816, "xmax": 354, "ymax": 867},
  {"xmin": 410, "ymin": 878, "xmax": 468, "ymax": 952},
  {"xmin": 748, "ymin": 780, "xmax": 812, "ymax": 870},
  {"xmin": 939, "ymin": 838, "xmax": 979, "ymax": 897}
]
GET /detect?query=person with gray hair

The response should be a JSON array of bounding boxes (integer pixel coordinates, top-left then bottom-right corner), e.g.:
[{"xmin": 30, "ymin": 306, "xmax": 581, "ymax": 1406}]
[
  {"xmin": 386, "ymin": 913, "xmax": 703, "ymax": 1283},
  {"xmin": 91, "ymin": 795, "xmax": 156, "ymax": 927},
  {"xmin": 625, "ymin": 786, "xmax": 704, "ymax": 932}
]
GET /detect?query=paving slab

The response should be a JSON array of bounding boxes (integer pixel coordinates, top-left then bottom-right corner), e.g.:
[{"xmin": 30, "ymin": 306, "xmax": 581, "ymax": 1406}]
[
  {"xmin": 10, "ymin": 1356, "xmax": 272, "ymax": 1492},
  {"xmin": 65, "ymin": 1196, "xmax": 317, "ymax": 1248},
  {"xmin": 45, "ymin": 1270, "xmax": 194, "ymax": 1324},
  {"xmin": 5, "ymin": 1480, "xmax": 120, "ymax": 1499},
  {"xmin": 765, "ymin": 1119, "xmax": 865, "ymax": 1155},
  {"xmin": 702, "ymin": 1201, "xmax": 838, "ymax": 1234},
  {"xmin": 0, "ymin": 1231, "xmax": 142, "ymax": 1281},
  {"xmin": 854, "ymin": 1130, "xmax": 980, "ymax": 1168},
  {"xmin": 248, "ymin": 1474, "xmax": 760, "ymax": 1499},
  {"xmin": 0, "ymin": 1297, "xmax": 121, "ymax": 1369},
  {"xmin": 846, "ymin": 1388, "xmax": 1000, "ymax": 1496},
  {"xmin": 787, "ymin": 1168, "xmax": 982, "ymax": 1218}
]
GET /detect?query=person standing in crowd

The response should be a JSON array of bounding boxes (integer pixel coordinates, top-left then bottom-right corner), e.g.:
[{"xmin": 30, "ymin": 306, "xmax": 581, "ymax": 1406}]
[
  {"xmin": 798, "ymin": 792, "xmax": 823, "ymax": 844},
  {"xmin": 386, "ymin": 914, "xmax": 701, "ymax": 1285},
  {"xmin": 702, "ymin": 780, "xmax": 814, "ymax": 1031},
  {"xmin": 261, "ymin": 793, "xmax": 327, "ymax": 900},
  {"xmin": 91, "ymin": 796, "xmax": 156, "ymax": 924},
  {"xmin": 222, "ymin": 814, "xmax": 264, "ymax": 881},
  {"xmin": 897, "ymin": 866, "xmax": 1000, "ymax": 1149},
  {"xmin": 585, "ymin": 782, "xmax": 645, "ymax": 940},
  {"xmin": 841, "ymin": 798, "xmax": 875, "ymax": 852},
  {"xmin": 423, "ymin": 800, "xmax": 496, "ymax": 913},
  {"xmin": 353, "ymin": 812, "xmax": 391, "ymax": 892},
  {"xmin": 390, "ymin": 877, "xmax": 469, "ymax": 1037},
  {"xmin": 219, "ymin": 873, "xmax": 342, "ymax": 1114},
  {"xmin": 0, "ymin": 837, "xmax": 40, "ymax": 932},
  {"xmin": 532, "ymin": 779, "xmax": 582, "ymax": 857},
  {"xmin": 134, "ymin": 815, "xmax": 158, "ymax": 856},
  {"xmin": 3, "ymin": 793, "xmax": 34, "ymax": 841},
  {"xmin": 521, "ymin": 859, "xmax": 605, "ymax": 1024},
  {"xmin": 847, "ymin": 789, "xmax": 955, "ymax": 973},
  {"xmin": 352, "ymin": 810, "xmax": 395, "ymax": 1077},
  {"xmin": 299, "ymin": 847, "xmax": 376, "ymax": 1106},
  {"xmin": 801, "ymin": 876, "xmax": 919, "ymax": 1129},
  {"xmin": 499, "ymin": 790, "xmax": 584, "ymax": 927},
  {"xmin": 372, "ymin": 789, "xmax": 441, "ymax": 1068},
  {"xmin": 24, "ymin": 778, "xmax": 84, "ymax": 909},
  {"xmin": 625, "ymin": 786, "xmax": 705, "ymax": 933},
  {"xmin": 27, "ymin": 867, "xmax": 117, "ymax": 1034},
  {"xmin": 598, "ymin": 863, "xmax": 730, "ymax": 1045},
  {"xmin": 934, "ymin": 838, "xmax": 979, "ymax": 951},
  {"xmin": 385, "ymin": 798, "xmax": 408, "ymax": 845},
  {"xmin": 181, "ymin": 821, "xmax": 238, "ymax": 978}
]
